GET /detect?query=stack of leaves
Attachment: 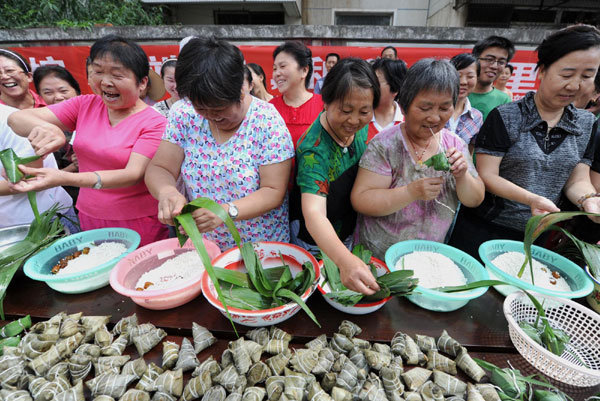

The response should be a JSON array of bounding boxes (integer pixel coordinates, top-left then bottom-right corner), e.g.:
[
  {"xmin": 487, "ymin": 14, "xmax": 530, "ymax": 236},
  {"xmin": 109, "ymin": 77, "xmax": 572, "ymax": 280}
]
[
  {"xmin": 0, "ymin": 148, "xmax": 67, "ymax": 319},
  {"xmin": 475, "ymin": 359, "xmax": 571, "ymax": 401},
  {"xmin": 0, "ymin": 315, "xmax": 31, "ymax": 355},
  {"xmin": 174, "ymin": 197, "xmax": 320, "ymax": 332},
  {"xmin": 322, "ymin": 245, "xmax": 419, "ymax": 306}
]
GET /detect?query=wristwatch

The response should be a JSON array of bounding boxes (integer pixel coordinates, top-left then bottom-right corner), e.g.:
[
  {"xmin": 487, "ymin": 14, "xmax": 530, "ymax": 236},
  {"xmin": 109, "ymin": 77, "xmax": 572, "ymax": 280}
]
[
  {"xmin": 227, "ymin": 202, "xmax": 239, "ymax": 220},
  {"xmin": 92, "ymin": 172, "xmax": 103, "ymax": 190}
]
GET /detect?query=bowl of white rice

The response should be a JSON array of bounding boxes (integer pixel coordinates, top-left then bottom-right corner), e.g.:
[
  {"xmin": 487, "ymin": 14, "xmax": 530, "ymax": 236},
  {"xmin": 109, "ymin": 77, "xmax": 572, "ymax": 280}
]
[
  {"xmin": 109, "ymin": 237, "xmax": 221, "ymax": 310},
  {"xmin": 385, "ymin": 240, "xmax": 489, "ymax": 312},
  {"xmin": 479, "ymin": 240, "xmax": 593, "ymax": 299},
  {"xmin": 23, "ymin": 228, "xmax": 140, "ymax": 294}
]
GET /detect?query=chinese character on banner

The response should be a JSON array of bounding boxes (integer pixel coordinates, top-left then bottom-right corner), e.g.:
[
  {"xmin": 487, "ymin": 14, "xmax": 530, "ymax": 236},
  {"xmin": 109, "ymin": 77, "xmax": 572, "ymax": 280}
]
[
  {"xmin": 310, "ymin": 56, "xmax": 324, "ymax": 90},
  {"xmin": 506, "ymin": 62, "xmax": 538, "ymax": 100},
  {"xmin": 28, "ymin": 56, "xmax": 65, "ymax": 71}
]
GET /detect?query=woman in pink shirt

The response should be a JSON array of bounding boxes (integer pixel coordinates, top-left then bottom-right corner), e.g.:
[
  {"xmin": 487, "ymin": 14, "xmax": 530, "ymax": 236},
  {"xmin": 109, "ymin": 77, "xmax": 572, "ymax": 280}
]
[
  {"xmin": 7, "ymin": 35, "xmax": 168, "ymax": 246},
  {"xmin": 0, "ymin": 49, "xmax": 46, "ymax": 109}
]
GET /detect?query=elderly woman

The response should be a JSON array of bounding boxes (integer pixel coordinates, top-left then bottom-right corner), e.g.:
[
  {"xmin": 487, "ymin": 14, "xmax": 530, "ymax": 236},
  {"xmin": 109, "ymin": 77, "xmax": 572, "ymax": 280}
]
[
  {"xmin": 8, "ymin": 35, "xmax": 168, "ymax": 246},
  {"xmin": 0, "ymin": 49, "xmax": 45, "ymax": 109},
  {"xmin": 270, "ymin": 41, "xmax": 323, "ymax": 146},
  {"xmin": 145, "ymin": 37, "xmax": 294, "ymax": 250},
  {"xmin": 449, "ymin": 25, "xmax": 600, "ymax": 258},
  {"xmin": 351, "ymin": 59, "xmax": 485, "ymax": 260},
  {"xmin": 445, "ymin": 53, "xmax": 483, "ymax": 152},
  {"xmin": 292, "ymin": 57, "xmax": 381, "ymax": 295}
]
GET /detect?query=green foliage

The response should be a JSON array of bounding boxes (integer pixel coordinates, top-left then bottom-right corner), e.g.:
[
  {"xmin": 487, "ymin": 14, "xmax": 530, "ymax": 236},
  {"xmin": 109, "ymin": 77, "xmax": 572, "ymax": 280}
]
[{"xmin": 0, "ymin": 0, "xmax": 165, "ymax": 29}]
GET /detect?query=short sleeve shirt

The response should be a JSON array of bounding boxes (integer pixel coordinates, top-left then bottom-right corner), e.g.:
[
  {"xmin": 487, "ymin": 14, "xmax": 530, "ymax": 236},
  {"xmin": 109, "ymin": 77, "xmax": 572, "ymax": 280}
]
[
  {"xmin": 357, "ymin": 125, "xmax": 477, "ymax": 260},
  {"xmin": 48, "ymin": 95, "xmax": 166, "ymax": 220},
  {"xmin": 468, "ymin": 88, "xmax": 511, "ymax": 121},
  {"xmin": 270, "ymin": 94, "xmax": 324, "ymax": 147},
  {"xmin": 164, "ymin": 97, "xmax": 295, "ymax": 250},
  {"xmin": 472, "ymin": 91, "xmax": 596, "ymax": 231}
]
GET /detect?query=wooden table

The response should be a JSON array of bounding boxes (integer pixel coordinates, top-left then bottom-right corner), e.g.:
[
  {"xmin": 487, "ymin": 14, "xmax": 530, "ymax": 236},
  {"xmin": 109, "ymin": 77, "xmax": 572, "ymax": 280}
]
[{"xmin": 4, "ymin": 267, "xmax": 599, "ymax": 399}]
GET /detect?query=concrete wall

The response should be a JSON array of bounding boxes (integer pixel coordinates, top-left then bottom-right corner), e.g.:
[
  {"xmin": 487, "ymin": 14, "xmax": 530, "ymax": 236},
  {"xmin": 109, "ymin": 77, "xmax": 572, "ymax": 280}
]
[{"xmin": 0, "ymin": 25, "xmax": 552, "ymax": 48}]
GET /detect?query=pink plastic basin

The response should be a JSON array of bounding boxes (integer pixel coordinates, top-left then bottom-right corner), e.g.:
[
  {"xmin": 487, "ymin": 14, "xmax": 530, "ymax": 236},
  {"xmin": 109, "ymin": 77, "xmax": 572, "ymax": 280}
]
[{"xmin": 110, "ymin": 237, "xmax": 221, "ymax": 310}]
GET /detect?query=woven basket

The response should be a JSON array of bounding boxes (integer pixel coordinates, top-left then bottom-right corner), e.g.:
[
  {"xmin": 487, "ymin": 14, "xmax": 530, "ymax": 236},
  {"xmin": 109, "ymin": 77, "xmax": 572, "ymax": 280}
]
[{"xmin": 504, "ymin": 291, "xmax": 600, "ymax": 387}]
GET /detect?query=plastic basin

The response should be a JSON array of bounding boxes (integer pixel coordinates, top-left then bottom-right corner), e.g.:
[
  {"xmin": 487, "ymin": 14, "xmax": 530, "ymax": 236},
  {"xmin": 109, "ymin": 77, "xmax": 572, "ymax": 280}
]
[
  {"xmin": 201, "ymin": 242, "xmax": 320, "ymax": 327},
  {"xmin": 317, "ymin": 257, "xmax": 391, "ymax": 315},
  {"xmin": 23, "ymin": 228, "xmax": 140, "ymax": 294},
  {"xmin": 385, "ymin": 240, "xmax": 489, "ymax": 312},
  {"xmin": 479, "ymin": 240, "xmax": 593, "ymax": 299},
  {"xmin": 110, "ymin": 237, "xmax": 221, "ymax": 310}
]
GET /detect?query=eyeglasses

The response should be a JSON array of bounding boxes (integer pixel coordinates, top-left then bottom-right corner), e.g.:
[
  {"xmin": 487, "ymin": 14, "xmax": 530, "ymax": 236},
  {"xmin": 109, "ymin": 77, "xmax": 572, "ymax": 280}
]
[{"xmin": 478, "ymin": 57, "xmax": 508, "ymax": 67}]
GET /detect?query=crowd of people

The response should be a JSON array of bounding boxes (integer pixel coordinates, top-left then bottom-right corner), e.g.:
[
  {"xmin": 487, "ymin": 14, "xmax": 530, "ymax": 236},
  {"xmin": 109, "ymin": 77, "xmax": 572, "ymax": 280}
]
[{"xmin": 2, "ymin": 24, "xmax": 600, "ymax": 294}]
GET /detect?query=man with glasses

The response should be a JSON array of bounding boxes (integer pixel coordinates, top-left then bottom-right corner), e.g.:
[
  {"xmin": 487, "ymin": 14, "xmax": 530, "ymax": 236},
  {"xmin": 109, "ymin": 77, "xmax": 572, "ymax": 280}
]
[{"xmin": 468, "ymin": 36, "xmax": 515, "ymax": 120}]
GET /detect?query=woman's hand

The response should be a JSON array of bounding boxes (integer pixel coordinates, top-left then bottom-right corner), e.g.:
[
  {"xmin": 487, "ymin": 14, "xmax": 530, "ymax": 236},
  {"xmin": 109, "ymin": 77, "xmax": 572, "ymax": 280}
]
[
  {"xmin": 157, "ymin": 187, "xmax": 187, "ymax": 226},
  {"xmin": 71, "ymin": 153, "xmax": 79, "ymax": 169},
  {"xmin": 582, "ymin": 197, "xmax": 600, "ymax": 223},
  {"xmin": 337, "ymin": 252, "xmax": 380, "ymax": 295},
  {"xmin": 447, "ymin": 147, "xmax": 468, "ymax": 179},
  {"xmin": 407, "ymin": 176, "xmax": 444, "ymax": 201},
  {"xmin": 28, "ymin": 125, "xmax": 67, "ymax": 156},
  {"xmin": 528, "ymin": 194, "xmax": 560, "ymax": 216},
  {"xmin": 9, "ymin": 165, "xmax": 66, "ymax": 192},
  {"xmin": 191, "ymin": 205, "xmax": 227, "ymax": 233}
]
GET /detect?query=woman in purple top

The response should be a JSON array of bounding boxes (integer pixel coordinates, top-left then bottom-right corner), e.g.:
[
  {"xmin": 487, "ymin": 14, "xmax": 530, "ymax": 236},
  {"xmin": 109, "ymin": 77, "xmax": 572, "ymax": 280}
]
[{"xmin": 351, "ymin": 59, "xmax": 485, "ymax": 260}]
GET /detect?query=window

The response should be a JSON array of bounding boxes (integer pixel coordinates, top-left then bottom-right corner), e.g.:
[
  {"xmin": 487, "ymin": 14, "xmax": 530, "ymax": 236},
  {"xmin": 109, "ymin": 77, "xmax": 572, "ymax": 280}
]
[
  {"xmin": 335, "ymin": 12, "xmax": 392, "ymax": 26},
  {"xmin": 214, "ymin": 10, "xmax": 284, "ymax": 25}
]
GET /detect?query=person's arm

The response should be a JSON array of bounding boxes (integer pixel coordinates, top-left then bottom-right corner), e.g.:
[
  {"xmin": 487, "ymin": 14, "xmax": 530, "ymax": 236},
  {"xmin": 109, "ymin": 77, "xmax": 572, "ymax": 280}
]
[
  {"xmin": 592, "ymin": 170, "xmax": 600, "ymax": 191},
  {"xmin": 446, "ymin": 147, "xmax": 485, "ymax": 207},
  {"xmin": 7, "ymin": 108, "xmax": 70, "ymax": 155},
  {"xmin": 564, "ymin": 163, "xmax": 600, "ymax": 222},
  {"xmin": 145, "ymin": 140, "xmax": 186, "ymax": 226},
  {"xmin": 188, "ymin": 159, "xmax": 292, "ymax": 233},
  {"xmin": 10, "ymin": 152, "xmax": 152, "ymax": 193},
  {"xmin": 476, "ymin": 153, "xmax": 559, "ymax": 215},
  {"xmin": 351, "ymin": 168, "xmax": 443, "ymax": 216},
  {"xmin": 302, "ymin": 193, "xmax": 379, "ymax": 295}
]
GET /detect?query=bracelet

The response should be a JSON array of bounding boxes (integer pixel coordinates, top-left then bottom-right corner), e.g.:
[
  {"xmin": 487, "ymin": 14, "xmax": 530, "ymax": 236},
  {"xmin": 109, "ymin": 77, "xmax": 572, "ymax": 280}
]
[{"xmin": 576, "ymin": 192, "xmax": 600, "ymax": 210}]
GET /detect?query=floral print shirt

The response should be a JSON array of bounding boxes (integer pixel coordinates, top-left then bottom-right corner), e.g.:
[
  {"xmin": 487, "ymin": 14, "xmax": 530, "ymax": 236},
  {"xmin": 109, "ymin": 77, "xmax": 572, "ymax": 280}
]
[{"xmin": 164, "ymin": 97, "xmax": 295, "ymax": 250}]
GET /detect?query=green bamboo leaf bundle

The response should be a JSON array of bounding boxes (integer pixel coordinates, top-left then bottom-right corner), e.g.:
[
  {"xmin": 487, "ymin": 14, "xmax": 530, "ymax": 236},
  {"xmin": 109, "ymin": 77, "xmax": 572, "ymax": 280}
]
[
  {"xmin": 174, "ymin": 197, "xmax": 320, "ymax": 332},
  {"xmin": 322, "ymin": 245, "xmax": 419, "ymax": 306},
  {"xmin": 0, "ymin": 314, "xmax": 31, "ymax": 338},
  {"xmin": 423, "ymin": 152, "xmax": 450, "ymax": 172},
  {"xmin": 0, "ymin": 148, "xmax": 40, "ymax": 183}
]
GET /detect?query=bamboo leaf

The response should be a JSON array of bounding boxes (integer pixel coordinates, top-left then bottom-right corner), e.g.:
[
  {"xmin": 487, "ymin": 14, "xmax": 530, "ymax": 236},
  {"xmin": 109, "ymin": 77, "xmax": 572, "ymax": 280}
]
[
  {"xmin": 320, "ymin": 251, "xmax": 344, "ymax": 292},
  {"xmin": 423, "ymin": 152, "xmax": 450, "ymax": 172},
  {"xmin": 0, "ymin": 148, "xmax": 40, "ymax": 183},
  {"xmin": 276, "ymin": 288, "xmax": 320, "ymax": 327},
  {"xmin": 213, "ymin": 267, "xmax": 251, "ymax": 288},
  {"xmin": 0, "ymin": 315, "xmax": 31, "ymax": 338}
]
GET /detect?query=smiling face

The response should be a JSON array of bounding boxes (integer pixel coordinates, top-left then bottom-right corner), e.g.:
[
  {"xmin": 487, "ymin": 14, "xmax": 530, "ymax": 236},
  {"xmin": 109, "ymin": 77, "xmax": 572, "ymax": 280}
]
[
  {"xmin": 477, "ymin": 46, "xmax": 509, "ymax": 86},
  {"xmin": 404, "ymin": 89, "xmax": 454, "ymax": 139},
  {"xmin": 537, "ymin": 47, "xmax": 600, "ymax": 111},
  {"xmin": 0, "ymin": 55, "xmax": 32, "ymax": 100},
  {"xmin": 273, "ymin": 51, "xmax": 308, "ymax": 95},
  {"xmin": 496, "ymin": 65, "xmax": 512, "ymax": 85},
  {"xmin": 162, "ymin": 66, "xmax": 178, "ymax": 100},
  {"xmin": 91, "ymin": 54, "xmax": 147, "ymax": 110},
  {"xmin": 192, "ymin": 94, "xmax": 246, "ymax": 132},
  {"xmin": 324, "ymin": 85, "xmax": 374, "ymax": 139},
  {"xmin": 458, "ymin": 62, "xmax": 478, "ymax": 101},
  {"xmin": 38, "ymin": 75, "xmax": 78, "ymax": 105}
]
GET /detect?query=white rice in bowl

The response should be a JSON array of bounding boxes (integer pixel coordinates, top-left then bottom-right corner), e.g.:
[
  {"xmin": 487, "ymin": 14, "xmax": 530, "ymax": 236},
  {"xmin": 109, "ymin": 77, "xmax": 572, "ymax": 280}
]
[
  {"xmin": 56, "ymin": 242, "xmax": 127, "ymax": 275},
  {"xmin": 135, "ymin": 251, "xmax": 204, "ymax": 291},
  {"xmin": 491, "ymin": 251, "xmax": 571, "ymax": 292},
  {"xmin": 395, "ymin": 251, "xmax": 467, "ymax": 288}
]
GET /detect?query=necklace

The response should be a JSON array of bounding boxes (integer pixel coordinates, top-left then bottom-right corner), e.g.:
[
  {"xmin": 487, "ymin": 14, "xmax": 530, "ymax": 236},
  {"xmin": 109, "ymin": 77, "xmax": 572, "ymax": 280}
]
[
  {"xmin": 325, "ymin": 112, "xmax": 353, "ymax": 154},
  {"xmin": 405, "ymin": 131, "xmax": 433, "ymax": 164}
]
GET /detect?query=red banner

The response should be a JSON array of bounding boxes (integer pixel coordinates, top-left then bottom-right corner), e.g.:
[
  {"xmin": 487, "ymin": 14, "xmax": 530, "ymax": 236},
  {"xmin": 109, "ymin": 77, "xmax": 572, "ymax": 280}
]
[{"xmin": 10, "ymin": 45, "xmax": 538, "ymax": 100}]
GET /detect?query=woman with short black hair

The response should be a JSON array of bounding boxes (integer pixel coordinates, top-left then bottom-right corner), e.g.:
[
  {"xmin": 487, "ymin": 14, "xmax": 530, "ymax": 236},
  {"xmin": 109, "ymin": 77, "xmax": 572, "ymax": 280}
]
[
  {"xmin": 450, "ymin": 25, "xmax": 600, "ymax": 258},
  {"xmin": 0, "ymin": 49, "xmax": 46, "ymax": 109},
  {"xmin": 153, "ymin": 58, "xmax": 179, "ymax": 117},
  {"xmin": 145, "ymin": 37, "xmax": 294, "ymax": 250},
  {"xmin": 270, "ymin": 41, "xmax": 323, "ymax": 146},
  {"xmin": 293, "ymin": 57, "xmax": 381, "ymax": 295},
  {"xmin": 368, "ymin": 58, "xmax": 407, "ymax": 142},
  {"xmin": 247, "ymin": 63, "xmax": 273, "ymax": 102},
  {"xmin": 33, "ymin": 65, "xmax": 81, "ymax": 106},
  {"xmin": 8, "ymin": 35, "xmax": 168, "ymax": 246}
]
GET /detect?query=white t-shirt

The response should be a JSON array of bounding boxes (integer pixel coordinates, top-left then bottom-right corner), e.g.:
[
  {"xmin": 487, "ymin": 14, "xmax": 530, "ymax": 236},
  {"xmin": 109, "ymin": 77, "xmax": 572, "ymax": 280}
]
[{"xmin": 0, "ymin": 104, "xmax": 73, "ymax": 228}]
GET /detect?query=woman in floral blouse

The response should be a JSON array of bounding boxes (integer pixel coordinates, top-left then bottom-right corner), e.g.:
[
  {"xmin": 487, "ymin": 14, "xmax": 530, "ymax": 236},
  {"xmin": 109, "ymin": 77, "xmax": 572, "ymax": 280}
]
[{"xmin": 145, "ymin": 37, "xmax": 294, "ymax": 250}]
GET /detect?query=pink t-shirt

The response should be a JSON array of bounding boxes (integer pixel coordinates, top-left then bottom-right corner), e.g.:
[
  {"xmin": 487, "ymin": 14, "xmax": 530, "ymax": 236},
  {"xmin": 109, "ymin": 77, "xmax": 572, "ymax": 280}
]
[{"xmin": 49, "ymin": 95, "xmax": 166, "ymax": 220}]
